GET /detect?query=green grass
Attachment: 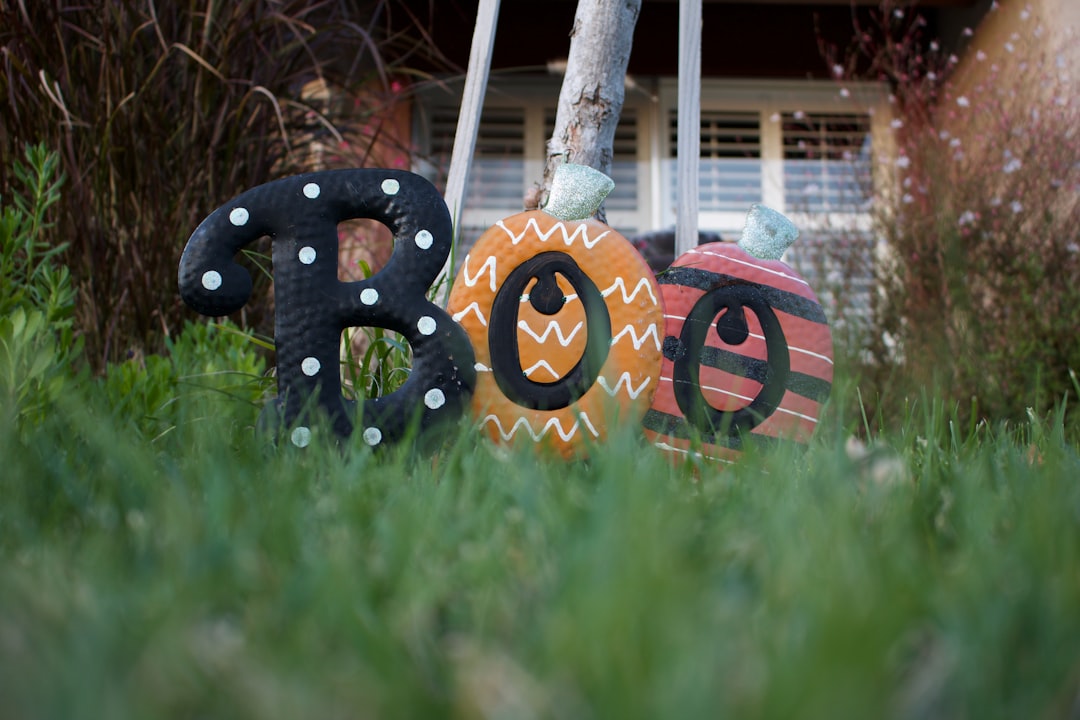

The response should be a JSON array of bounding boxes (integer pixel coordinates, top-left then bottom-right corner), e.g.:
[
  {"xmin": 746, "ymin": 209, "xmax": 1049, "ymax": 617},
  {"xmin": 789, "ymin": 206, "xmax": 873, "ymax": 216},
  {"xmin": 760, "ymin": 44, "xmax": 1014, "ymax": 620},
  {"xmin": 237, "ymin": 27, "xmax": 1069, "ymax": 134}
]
[{"xmin": 1, "ymin": 368, "xmax": 1079, "ymax": 720}]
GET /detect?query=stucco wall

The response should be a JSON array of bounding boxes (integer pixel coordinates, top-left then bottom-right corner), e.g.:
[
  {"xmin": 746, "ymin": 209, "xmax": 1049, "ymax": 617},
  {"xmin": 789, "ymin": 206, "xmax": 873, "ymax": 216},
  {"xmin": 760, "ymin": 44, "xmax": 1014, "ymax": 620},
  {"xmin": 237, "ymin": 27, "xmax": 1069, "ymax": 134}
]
[{"xmin": 955, "ymin": 0, "xmax": 1078, "ymax": 92}]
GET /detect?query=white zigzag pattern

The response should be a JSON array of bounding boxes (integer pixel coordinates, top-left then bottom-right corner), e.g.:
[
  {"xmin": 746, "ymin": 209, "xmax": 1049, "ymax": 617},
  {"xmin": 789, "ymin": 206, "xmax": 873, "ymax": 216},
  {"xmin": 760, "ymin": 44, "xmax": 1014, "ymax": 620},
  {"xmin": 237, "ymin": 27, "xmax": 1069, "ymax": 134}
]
[
  {"xmin": 610, "ymin": 323, "xmax": 661, "ymax": 350},
  {"xmin": 496, "ymin": 217, "xmax": 609, "ymax": 249},
  {"xmin": 462, "ymin": 254, "xmax": 497, "ymax": 292},
  {"xmin": 601, "ymin": 276, "xmax": 658, "ymax": 305},
  {"xmin": 597, "ymin": 373, "xmax": 652, "ymax": 400},
  {"xmin": 483, "ymin": 411, "xmax": 600, "ymax": 442},
  {"xmin": 522, "ymin": 359, "xmax": 561, "ymax": 380},
  {"xmin": 517, "ymin": 319, "xmax": 583, "ymax": 347},
  {"xmin": 452, "ymin": 301, "xmax": 488, "ymax": 327}
]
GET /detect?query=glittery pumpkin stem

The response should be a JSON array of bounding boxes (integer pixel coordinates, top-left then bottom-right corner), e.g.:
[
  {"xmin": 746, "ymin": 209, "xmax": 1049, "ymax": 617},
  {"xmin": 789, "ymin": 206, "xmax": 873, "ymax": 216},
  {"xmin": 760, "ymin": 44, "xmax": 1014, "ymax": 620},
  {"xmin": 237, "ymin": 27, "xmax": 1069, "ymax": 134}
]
[
  {"xmin": 738, "ymin": 204, "xmax": 799, "ymax": 261},
  {"xmin": 542, "ymin": 163, "xmax": 615, "ymax": 222}
]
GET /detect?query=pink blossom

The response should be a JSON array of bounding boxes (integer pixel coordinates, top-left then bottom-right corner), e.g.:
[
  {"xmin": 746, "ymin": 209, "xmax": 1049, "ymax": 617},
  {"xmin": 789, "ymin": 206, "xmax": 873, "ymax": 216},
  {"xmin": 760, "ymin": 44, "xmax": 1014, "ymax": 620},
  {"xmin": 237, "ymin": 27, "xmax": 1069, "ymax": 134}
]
[
  {"xmin": 832, "ymin": 64, "xmax": 844, "ymax": 77},
  {"xmin": 976, "ymin": 50, "xmax": 988, "ymax": 62}
]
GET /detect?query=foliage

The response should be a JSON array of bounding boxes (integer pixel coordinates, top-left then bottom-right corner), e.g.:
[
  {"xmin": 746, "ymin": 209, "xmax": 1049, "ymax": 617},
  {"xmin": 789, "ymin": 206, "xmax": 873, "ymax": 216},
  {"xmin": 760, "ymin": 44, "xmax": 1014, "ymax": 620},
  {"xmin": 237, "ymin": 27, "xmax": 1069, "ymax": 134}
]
[
  {"xmin": 0, "ymin": 143, "xmax": 75, "ymax": 336},
  {"xmin": 1, "ymin": 372, "xmax": 1079, "ymax": 718},
  {"xmin": 0, "ymin": 0, "xmax": 445, "ymax": 368},
  {"xmin": 820, "ymin": 1, "xmax": 1080, "ymax": 430},
  {"xmin": 0, "ymin": 143, "xmax": 81, "ymax": 431},
  {"xmin": 102, "ymin": 321, "xmax": 270, "ymax": 443}
]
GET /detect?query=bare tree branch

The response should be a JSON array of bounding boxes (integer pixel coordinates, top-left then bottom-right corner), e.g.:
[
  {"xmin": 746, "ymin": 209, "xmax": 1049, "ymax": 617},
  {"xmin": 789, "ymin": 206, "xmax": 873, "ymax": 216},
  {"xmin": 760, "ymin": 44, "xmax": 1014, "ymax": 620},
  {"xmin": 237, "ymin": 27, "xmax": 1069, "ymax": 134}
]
[{"xmin": 535, "ymin": 0, "xmax": 641, "ymax": 222}]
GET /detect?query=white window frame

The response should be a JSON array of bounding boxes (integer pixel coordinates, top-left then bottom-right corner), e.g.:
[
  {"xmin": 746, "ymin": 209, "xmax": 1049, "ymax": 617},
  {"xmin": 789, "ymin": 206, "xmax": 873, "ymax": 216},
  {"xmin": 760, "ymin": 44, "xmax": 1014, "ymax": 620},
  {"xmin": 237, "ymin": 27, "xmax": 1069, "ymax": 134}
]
[
  {"xmin": 656, "ymin": 78, "xmax": 892, "ymax": 239},
  {"xmin": 414, "ymin": 76, "xmax": 657, "ymax": 244},
  {"xmin": 415, "ymin": 76, "xmax": 892, "ymax": 243}
]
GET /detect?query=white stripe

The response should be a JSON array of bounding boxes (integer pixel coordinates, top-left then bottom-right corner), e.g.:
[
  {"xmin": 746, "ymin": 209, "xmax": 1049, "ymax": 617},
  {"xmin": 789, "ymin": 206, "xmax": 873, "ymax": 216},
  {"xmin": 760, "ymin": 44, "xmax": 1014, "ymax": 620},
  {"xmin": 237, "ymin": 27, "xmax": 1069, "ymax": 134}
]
[
  {"xmin": 663, "ymin": 316, "xmax": 834, "ymax": 365},
  {"xmin": 653, "ymin": 441, "xmax": 736, "ymax": 464},
  {"xmin": 688, "ymin": 247, "xmax": 810, "ymax": 287},
  {"xmin": 658, "ymin": 375, "xmax": 819, "ymax": 423}
]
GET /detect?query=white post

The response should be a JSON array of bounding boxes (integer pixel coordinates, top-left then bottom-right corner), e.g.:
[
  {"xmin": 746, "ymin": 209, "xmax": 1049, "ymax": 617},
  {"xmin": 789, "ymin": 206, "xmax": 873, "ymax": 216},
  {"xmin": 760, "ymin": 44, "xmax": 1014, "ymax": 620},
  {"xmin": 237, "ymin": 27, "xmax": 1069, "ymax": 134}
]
[
  {"xmin": 676, "ymin": 0, "xmax": 701, "ymax": 256},
  {"xmin": 436, "ymin": 0, "xmax": 501, "ymax": 303}
]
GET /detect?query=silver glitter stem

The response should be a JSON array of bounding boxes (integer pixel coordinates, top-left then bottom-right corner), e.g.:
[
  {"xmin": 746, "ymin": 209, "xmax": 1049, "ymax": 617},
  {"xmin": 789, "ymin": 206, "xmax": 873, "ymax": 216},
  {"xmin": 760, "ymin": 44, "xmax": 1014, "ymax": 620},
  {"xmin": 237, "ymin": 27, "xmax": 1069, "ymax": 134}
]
[
  {"xmin": 542, "ymin": 163, "xmax": 615, "ymax": 221},
  {"xmin": 738, "ymin": 204, "xmax": 799, "ymax": 260}
]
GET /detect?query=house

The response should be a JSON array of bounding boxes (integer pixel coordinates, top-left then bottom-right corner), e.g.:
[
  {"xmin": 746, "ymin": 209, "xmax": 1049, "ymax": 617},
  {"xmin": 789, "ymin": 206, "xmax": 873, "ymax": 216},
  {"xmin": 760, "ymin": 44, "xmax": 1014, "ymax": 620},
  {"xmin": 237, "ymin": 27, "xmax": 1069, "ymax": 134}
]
[{"xmin": 398, "ymin": 1, "xmax": 987, "ymax": 242}]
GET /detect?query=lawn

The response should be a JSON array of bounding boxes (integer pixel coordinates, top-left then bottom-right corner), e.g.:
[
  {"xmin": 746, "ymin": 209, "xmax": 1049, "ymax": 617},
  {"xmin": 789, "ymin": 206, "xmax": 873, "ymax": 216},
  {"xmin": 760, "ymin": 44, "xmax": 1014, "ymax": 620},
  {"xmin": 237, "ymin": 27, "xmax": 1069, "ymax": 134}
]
[{"xmin": 2, "ymin": 351, "xmax": 1078, "ymax": 719}]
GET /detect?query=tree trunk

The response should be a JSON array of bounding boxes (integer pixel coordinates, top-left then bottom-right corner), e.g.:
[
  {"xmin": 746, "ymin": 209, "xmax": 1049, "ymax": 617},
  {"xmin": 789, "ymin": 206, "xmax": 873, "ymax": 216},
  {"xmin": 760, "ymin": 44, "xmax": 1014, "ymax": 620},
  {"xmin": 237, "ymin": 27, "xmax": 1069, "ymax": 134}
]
[{"xmin": 534, "ymin": 0, "xmax": 641, "ymax": 222}]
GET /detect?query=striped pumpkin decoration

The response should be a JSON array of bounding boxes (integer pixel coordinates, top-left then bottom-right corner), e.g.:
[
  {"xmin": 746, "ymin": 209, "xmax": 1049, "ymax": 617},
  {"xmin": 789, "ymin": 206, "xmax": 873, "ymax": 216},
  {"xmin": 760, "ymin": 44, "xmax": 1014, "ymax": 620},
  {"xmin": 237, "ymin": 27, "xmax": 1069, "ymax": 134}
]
[{"xmin": 643, "ymin": 205, "xmax": 833, "ymax": 464}]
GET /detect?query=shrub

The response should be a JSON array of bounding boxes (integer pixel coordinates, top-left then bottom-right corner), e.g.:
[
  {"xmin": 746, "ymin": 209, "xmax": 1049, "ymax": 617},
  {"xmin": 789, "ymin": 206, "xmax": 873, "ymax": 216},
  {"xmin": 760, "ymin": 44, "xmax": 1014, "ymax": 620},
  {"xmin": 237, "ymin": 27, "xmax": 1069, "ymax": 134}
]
[
  {"xmin": 0, "ymin": 144, "xmax": 81, "ymax": 432},
  {"xmin": 821, "ymin": 1, "xmax": 1080, "ymax": 429},
  {"xmin": 0, "ymin": 1, "xmax": 444, "ymax": 368}
]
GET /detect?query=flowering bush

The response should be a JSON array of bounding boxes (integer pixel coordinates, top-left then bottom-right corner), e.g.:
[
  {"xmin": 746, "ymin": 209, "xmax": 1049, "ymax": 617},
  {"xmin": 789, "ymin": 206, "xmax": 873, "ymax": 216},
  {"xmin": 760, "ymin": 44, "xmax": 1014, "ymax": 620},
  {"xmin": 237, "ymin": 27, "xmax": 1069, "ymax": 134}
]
[{"xmin": 823, "ymin": 1, "xmax": 1080, "ymax": 428}]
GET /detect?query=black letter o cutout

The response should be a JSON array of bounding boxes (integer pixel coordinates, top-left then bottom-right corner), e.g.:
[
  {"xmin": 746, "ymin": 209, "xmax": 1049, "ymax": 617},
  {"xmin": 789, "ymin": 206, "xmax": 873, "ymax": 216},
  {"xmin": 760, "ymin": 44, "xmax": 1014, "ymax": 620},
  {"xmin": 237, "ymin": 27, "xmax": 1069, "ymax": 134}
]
[
  {"xmin": 672, "ymin": 282, "xmax": 790, "ymax": 439},
  {"xmin": 487, "ymin": 251, "xmax": 612, "ymax": 411},
  {"xmin": 178, "ymin": 169, "xmax": 476, "ymax": 448}
]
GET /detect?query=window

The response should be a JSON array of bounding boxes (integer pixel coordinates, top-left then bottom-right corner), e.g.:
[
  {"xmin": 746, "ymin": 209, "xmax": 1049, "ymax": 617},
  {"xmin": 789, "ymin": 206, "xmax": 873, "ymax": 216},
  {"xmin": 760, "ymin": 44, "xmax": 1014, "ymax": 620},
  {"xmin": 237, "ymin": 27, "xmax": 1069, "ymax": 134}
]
[
  {"xmin": 416, "ymin": 77, "xmax": 888, "ymax": 323},
  {"xmin": 782, "ymin": 111, "xmax": 873, "ymax": 213},
  {"xmin": 416, "ymin": 78, "xmax": 654, "ymax": 260}
]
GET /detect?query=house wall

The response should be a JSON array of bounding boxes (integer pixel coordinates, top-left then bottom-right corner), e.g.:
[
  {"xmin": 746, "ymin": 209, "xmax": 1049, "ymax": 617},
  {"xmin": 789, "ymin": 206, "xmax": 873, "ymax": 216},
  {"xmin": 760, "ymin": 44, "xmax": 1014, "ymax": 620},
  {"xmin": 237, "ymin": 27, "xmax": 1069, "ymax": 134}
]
[{"xmin": 950, "ymin": 0, "xmax": 1078, "ymax": 100}]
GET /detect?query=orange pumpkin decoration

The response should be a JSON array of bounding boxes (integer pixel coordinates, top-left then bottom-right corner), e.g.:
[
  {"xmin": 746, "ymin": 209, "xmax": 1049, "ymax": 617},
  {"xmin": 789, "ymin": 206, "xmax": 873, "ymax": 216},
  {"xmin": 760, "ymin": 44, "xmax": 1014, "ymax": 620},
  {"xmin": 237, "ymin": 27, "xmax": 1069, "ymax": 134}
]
[
  {"xmin": 643, "ymin": 205, "xmax": 833, "ymax": 464},
  {"xmin": 447, "ymin": 164, "xmax": 665, "ymax": 456}
]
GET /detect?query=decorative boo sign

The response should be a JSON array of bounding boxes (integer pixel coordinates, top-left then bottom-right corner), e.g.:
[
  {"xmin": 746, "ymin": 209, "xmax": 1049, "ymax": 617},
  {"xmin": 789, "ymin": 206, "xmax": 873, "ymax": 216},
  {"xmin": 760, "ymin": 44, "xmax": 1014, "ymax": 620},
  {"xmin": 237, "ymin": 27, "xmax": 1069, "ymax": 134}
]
[{"xmin": 178, "ymin": 165, "xmax": 832, "ymax": 459}]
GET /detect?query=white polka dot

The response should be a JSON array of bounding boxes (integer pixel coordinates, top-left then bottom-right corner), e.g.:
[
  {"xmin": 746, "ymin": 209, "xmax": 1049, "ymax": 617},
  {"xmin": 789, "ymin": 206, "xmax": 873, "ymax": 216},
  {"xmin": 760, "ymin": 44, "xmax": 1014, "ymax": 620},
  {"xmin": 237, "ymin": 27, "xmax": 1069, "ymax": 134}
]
[
  {"xmin": 291, "ymin": 427, "xmax": 312, "ymax": 448},
  {"xmin": 229, "ymin": 207, "xmax": 249, "ymax": 226},
  {"xmin": 303, "ymin": 182, "xmax": 321, "ymax": 199},
  {"xmin": 201, "ymin": 270, "xmax": 222, "ymax": 291},
  {"xmin": 363, "ymin": 427, "xmax": 382, "ymax": 446},
  {"xmin": 360, "ymin": 288, "xmax": 379, "ymax": 305},
  {"xmin": 417, "ymin": 316, "xmax": 437, "ymax": 335},
  {"xmin": 301, "ymin": 357, "xmax": 321, "ymax": 376},
  {"xmin": 424, "ymin": 388, "xmax": 446, "ymax": 410},
  {"xmin": 298, "ymin": 246, "xmax": 317, "ymax": 264},
  {"xmin": 381, "ymin": 178, "xmax": 400, "ymax": 195},
  {"xmin": 414, "ymin": 229, "xmax": 434, "ymax": 250}
]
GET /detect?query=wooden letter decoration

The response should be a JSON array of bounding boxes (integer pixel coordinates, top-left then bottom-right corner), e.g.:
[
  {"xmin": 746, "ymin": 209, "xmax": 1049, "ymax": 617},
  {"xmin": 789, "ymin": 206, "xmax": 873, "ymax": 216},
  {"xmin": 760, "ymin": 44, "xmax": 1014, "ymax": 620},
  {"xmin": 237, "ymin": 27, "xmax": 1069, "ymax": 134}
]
[{"xmin": 178, "ymin": 169, "xmax": 476, "ymax": 448}]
